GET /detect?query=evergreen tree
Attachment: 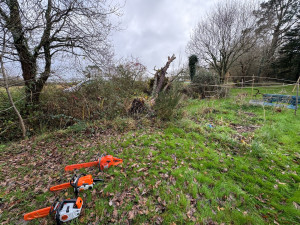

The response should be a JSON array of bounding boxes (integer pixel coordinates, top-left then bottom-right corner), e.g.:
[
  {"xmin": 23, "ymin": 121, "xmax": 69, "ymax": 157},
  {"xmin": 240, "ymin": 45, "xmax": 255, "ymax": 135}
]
[
  {"xmin": 276, "ymin": 16, "xmax": 300, "ymax": 81},
  {"xmin": 188, "ymin": 55, "xmax": 198, "ymax": 81},
  {"xmin": 254, "ymin": 0, "xmax": 299, "ymax": 79},
  {"xmin": 254, "ymin": 0, "xmax": 299, "ymax": 61}
]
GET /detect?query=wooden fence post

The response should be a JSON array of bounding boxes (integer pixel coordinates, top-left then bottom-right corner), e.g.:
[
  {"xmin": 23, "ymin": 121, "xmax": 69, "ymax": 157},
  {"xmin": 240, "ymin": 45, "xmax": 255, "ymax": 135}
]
[{"xmin": 295, "ymin": 77, "xmax": 299, "ymax": 116}]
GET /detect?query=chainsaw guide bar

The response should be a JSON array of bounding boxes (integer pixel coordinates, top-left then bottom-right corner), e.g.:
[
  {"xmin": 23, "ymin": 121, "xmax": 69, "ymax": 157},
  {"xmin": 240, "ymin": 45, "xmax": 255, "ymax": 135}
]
[{"xmin": 64, "ymin": 155, "xmax": 123, "ymax": 171}]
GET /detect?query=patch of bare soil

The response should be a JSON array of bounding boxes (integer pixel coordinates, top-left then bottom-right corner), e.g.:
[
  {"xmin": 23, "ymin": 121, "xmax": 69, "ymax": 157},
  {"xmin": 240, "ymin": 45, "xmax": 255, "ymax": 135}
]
[
  {"xmin": 243, "ymin": 112, "xmax": 256, "ymax": 117},
  {"xmin": 230, "ymin": 123, "xmax": 260, "ymax": 133}
]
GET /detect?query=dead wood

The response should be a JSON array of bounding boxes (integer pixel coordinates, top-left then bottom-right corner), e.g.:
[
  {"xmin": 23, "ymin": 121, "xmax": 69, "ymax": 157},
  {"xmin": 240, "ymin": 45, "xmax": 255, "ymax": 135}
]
[{"xmin": 151, "ymin": 55, "xmax": 176, "ymax": 98}]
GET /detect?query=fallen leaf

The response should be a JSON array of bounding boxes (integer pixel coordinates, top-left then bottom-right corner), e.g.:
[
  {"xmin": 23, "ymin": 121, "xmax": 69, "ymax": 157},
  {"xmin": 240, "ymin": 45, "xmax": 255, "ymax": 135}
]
[
  {"xmin": 278, "ymin": 181, "xmax": 286, "ymax": 185},
  {"xmin": 113, "ymin": 209, "xmax": 118, "ymax": 218},
  {"xmin": 128, "ymin": 210, "xmax": 135, "ymax": 220},
  {"xmin": 293, "ymin": 202, "xmax": 300, "ymax": 210},
  {"xmin": 137, "ymin": 168, "xmax": 146, "ymax": 172},
  {"xmin": 217, "ymin": 206, "xmax": 225, "ymax": 211},
  {"xmin": 154, "ymin": 180, "xmax": 162, "ymax": 188}
]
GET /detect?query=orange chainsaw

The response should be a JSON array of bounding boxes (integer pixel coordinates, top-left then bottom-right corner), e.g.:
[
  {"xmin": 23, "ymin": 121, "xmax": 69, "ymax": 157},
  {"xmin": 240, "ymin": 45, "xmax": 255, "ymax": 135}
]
[
  {"xmin": 24, "ymin": 197, "xmax": 83, "ymax": 224},
  {"xmin": 50, "ymin": 174, "xmax": 103, "ymax": 196},
  {"xmin": 65, "ymin": 154, "xmax": 123, "ymax": 171}
]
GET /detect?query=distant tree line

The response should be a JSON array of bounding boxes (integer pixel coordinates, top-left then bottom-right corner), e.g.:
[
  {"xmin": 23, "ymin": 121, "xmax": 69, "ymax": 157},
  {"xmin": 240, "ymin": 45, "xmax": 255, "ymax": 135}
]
[{"xmin": 187, "ymin": 0, "xmax": 300, "ymax": 83}]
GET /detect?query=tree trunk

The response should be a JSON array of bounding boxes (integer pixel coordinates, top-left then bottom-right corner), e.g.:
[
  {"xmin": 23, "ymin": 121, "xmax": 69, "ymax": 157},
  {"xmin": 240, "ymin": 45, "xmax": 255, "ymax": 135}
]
[
  {"xmin": 152, "ymin": 55, "xmax": 176, "ymax": 97},
  {"xmin": 267, "ymin": 27, "xmax": 280, "ymax": 65},
  {"xmin": 7, "ymin": 0, "xmax": 39, "ymax": 105},
  {"xmin": 23, "ymin": 65, "xmax": 39, "ymax": 105}
]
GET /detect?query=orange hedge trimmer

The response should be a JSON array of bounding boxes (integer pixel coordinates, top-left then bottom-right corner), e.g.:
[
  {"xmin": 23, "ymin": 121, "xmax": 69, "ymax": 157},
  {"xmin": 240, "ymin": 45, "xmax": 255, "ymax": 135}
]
[
  {"xmin": 50, "ymin": 174, "xmax": 103, "ymax": 196},
  {"xmin": 24, "ymin": 197, "xmax": 83, "ymax": 224},
  {"xmin": 65, "ymin": 154, "xmax": 123, "ymax": 171}
]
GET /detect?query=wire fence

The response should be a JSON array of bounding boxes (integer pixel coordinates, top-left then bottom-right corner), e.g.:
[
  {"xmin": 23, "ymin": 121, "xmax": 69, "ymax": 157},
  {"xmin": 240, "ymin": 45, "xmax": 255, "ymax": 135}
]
[{"xmin": 190, "ymin": 76, "xmax": 299, "ymax": 116}]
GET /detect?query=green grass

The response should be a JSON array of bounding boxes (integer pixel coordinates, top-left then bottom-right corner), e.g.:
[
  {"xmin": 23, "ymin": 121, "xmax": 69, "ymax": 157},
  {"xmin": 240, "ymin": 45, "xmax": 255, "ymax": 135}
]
[
  {"xmin": 230, "ymin": 84, "xmax": 297, "ymax": 96},
  {"xmin": 0, "ymin": 89, "xmax": 299, "ymax": 224}
]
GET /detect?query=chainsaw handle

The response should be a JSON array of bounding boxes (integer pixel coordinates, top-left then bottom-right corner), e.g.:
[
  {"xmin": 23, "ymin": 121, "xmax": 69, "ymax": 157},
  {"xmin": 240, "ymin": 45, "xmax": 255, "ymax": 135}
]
[
  {"xmin": 70, "ymin": 174, "xmax": 85, "ymax": 196},
  {"xmin": 57, "ymin": 198, "xmax": 83, "ymax": 210}
]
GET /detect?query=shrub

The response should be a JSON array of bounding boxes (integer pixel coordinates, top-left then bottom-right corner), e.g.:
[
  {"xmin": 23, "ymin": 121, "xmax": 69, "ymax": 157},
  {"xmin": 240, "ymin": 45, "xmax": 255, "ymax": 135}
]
[
  {"xmin": 40, "ymin": 78, "xmax": 137, "ymax": 121},
  {"xmin": 0, "ymin": 87, "xmax": 28, "ymax": 142},
  {"xmin": 189, "ymin": 68, "xmax": 226, "ymax": 98},
  {"xmin": 153, "ymin": 87, "xmax": 182, "ymax": 121},
  {"xmin": 0, "ymin": 73, "xmax": 149, "ymax": 142}
]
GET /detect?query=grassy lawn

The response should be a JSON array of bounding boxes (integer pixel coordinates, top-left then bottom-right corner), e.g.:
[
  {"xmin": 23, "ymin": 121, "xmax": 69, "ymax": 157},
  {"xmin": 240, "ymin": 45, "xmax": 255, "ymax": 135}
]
[
  {"xmin": 230, "ymin": 84, "xmax": 297, "ymax": 96},
  {"xmin": 0, "ymin": 89, "xmax": 299, "ymax": 224}
]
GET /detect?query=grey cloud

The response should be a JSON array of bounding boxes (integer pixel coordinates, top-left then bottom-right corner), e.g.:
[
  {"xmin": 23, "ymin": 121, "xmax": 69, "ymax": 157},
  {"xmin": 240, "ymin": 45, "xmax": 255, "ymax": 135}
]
[{"xmin": 112, "ymin": 0, "xmax": 219, "ymax": 70}]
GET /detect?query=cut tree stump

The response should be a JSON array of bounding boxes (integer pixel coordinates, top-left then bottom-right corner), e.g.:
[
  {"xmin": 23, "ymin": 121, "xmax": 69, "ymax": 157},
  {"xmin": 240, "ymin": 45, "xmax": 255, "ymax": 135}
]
[{"xmin": 128, "ymin": 98, "xmax": 146, "ymax": 115}]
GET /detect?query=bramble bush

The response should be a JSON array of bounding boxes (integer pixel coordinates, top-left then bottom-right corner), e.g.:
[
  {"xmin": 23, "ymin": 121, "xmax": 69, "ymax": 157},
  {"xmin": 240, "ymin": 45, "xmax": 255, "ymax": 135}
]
[
  {"xmin": 0, "ymin": 64, "xmax": 149, "ymax": 142},
  {"xmin": 0, "ymin": 60, "xmax": 186, "ymax": 142}
]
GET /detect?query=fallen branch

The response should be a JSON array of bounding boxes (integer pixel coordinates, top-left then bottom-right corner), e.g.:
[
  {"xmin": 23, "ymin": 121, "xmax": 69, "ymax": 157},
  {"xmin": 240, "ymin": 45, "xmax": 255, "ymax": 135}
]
[{"xmin": 163, "ymin": 69, "xmax": 184, "ymax": 92}]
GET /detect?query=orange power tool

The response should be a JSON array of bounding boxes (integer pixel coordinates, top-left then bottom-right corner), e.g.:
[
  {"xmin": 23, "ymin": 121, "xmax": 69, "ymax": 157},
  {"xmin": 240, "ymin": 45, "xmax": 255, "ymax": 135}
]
[
  {"xmin": 50, "ymin": 174, "xmax": 103, "ymax": 196},
  {"xmin": 24, "ymin": 197, "xmax": 83, "ymax": 224},
  {"xmin": 65, "ymin": 155, "xmax": 123, "ymax": 171}
]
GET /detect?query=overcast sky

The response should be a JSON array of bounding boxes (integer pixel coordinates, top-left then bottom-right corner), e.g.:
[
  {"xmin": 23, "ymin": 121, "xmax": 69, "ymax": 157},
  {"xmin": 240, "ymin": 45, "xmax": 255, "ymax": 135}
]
[
  {"xmin": 112, "ymin": 0, "xmax": 219, "ymax": 72},
  {"xmin": 6, "ymin": 0, "xmax": 258, "ymax": 80}
]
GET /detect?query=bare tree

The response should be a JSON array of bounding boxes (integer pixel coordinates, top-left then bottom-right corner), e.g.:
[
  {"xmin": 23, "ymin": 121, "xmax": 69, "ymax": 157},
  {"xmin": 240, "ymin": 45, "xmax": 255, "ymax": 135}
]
[
  {"xmin": 229, "ymin": 43, "xmax": 262, "ymax": 82},
  {"xmin": 186, "ymin": 0, "xmax": 258, "ymax": 82},
  {"xmin": 0, "ymin": 0, "xmax": 122, "ymax": 106}
]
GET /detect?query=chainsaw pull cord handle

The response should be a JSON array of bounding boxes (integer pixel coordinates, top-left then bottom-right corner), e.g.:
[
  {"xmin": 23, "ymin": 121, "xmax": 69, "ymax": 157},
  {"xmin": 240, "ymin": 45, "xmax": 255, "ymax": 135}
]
[{"xmin": 70, "ymin": 174, "xmax": 85, "ymax": 197}]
